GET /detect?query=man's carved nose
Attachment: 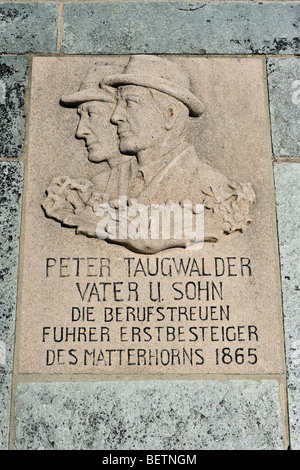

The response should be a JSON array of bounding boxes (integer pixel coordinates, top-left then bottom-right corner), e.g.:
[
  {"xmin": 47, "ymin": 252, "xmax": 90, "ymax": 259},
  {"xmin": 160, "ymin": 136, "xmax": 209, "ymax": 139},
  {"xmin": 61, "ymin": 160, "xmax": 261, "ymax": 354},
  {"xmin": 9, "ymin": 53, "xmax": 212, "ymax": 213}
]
[
  {"xmin": 111, "ymin": 104, "xmax": 125, "ymax": 124},
  {"xmin": 76, "ymin": 120, "xmax": 90, "ymax": 138}
]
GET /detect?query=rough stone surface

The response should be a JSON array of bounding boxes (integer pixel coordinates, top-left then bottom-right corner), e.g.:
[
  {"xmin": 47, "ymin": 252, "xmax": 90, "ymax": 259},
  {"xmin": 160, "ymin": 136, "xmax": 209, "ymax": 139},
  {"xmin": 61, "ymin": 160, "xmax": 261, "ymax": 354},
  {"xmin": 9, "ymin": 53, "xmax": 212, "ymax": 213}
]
[
  {"xmin": 0, "ymin": 3, "xmax": 58, "ymax": 53},
  {"xmin": 63, "ymin": 2, "xmax": 300, "ymax": 55},
  {"xmin": 267, "ymin": 58, "xmax": 300, "ymax": 158},
  {"xmin": 0, "ymin": 56, "xmax": 28, "ymax": 159},
  {"xmin": 0, "ymin": 162, "xmax": 24, "ymax": 450},
  {"xmin": 274, "ymin": 163, "xmax": 300, "ymax": 450},
  {"xmin": 14, "ymin": 379, "xmax": 284, "ymax": 450}
]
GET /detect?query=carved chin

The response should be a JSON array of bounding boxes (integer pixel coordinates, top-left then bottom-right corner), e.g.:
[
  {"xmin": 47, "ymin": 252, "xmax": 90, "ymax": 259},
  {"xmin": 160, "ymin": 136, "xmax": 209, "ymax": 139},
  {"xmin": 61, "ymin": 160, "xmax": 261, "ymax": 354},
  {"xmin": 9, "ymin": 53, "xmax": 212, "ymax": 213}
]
[
  {"xmin": 87, "ymin": 147, "xmax": 107, "ymax": 163},
  {"xmin": 117, "ymin": 134, "xmax": 139, "ymax": 155},
  {"xmin": 118, "ymin": 141, "xmax": 132, "ymax": 155}
]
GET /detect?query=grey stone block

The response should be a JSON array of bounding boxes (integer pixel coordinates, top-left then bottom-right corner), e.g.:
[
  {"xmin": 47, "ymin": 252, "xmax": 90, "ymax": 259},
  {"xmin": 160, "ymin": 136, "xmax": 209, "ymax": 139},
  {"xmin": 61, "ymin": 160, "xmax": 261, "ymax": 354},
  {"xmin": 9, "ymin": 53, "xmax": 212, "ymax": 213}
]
[
  {"xmin": 63, "ymin": 2, "xmax": 300, "ymax": 55},
  {"xmin": 274, "ymin": 163, "xmax": 300, "ymax": 450},
  {"xmin": 0, "ymin": 161, "xmax": 24, "ymax": 449},
  {"xmin": 0, "ymin": 3, "xmax": 58, "ymax": 53},
  {"xmin": 268, "ymin": 59, "xmax": 300, "ymax": 158},
  {"xmin": 14, "ymin": 380, "xmax": 284, "ymax": 450},
  {"xmin": 0, "ymin": 56, "xmax": 28, "ymax": 159}
]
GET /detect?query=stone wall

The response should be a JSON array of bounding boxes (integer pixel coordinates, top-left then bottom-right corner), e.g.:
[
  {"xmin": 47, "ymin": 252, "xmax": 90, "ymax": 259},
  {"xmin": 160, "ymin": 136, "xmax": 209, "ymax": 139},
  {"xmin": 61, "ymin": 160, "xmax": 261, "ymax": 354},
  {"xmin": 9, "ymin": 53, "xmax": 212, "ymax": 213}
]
[{"xmin": 0, "ymin": 1, "xmax": 299, "ymax": 451}]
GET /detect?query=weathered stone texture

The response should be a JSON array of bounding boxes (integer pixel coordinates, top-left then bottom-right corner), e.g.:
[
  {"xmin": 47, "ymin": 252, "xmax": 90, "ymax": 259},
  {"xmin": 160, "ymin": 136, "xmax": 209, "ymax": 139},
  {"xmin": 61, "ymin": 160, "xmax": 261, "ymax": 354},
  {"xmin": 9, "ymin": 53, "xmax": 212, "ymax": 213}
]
[
  {"xmin": 0, "ymin": 56, "xmax": 28, "ymax": 159},
  {"xmin": 274, "ymin": 163, "xmax": 300, "ymax": 450},
  {"xmin": 268, "ymin": 58, "xmax": 300, "ymax": 158},
  {"xmin": 15, "ymin": 380, "xmax": 284, "ymax": 450},
  {"xmin": 63, "ymin": 2, "xmax": 300, "ymax": 55},
  {"xmin": 0, "ymin": 162, "xmax": 24, "ymax": 449},
  {"xmin": 0, "ymin": 3, "xmax": 58, "ymax": 53}
]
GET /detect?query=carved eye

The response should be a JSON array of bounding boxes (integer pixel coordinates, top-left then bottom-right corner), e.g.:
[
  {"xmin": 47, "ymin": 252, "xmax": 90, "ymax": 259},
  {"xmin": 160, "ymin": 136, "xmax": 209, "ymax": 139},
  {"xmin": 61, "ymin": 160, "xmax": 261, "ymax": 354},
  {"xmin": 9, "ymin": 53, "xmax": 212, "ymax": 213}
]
[{"xmin": 126, "ymin": 98, "xmax": 138, "ymax": 108}]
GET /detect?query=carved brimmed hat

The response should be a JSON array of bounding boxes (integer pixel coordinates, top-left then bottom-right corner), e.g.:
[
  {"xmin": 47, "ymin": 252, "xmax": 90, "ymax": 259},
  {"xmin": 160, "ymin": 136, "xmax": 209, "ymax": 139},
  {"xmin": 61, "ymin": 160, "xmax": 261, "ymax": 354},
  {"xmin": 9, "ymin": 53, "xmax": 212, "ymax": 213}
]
[
  {"xmin": 102, "ymin": 56, "xmax": 204, "ymax": 117},
  {"xmin": 60, "ymin": 63, "xmax": 122, "ymax": 106}
]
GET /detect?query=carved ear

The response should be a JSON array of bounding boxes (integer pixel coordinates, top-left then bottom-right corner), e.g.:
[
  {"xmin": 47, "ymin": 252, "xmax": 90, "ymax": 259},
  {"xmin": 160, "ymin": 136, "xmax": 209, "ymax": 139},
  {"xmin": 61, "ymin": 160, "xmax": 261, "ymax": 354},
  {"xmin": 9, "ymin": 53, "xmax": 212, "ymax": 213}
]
[{"xmin": 164, "ymin": 104, "xmax": 176, "ymax": 131}]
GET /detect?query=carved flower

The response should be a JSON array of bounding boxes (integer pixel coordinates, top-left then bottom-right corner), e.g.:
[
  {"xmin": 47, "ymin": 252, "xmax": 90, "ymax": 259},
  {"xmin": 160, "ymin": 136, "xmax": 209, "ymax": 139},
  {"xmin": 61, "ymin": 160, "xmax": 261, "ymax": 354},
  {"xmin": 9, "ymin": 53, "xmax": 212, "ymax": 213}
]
[
  {"xmin": 42, "ymin": 176, "xmax": 95, "ymax": 222},
  {"xmin": 201, "ymin": 181, "xmax": 256, "ymax": 234},
  {"xmin": 85, "ymin": 191, "xmax": 110, "ymax": 212}
]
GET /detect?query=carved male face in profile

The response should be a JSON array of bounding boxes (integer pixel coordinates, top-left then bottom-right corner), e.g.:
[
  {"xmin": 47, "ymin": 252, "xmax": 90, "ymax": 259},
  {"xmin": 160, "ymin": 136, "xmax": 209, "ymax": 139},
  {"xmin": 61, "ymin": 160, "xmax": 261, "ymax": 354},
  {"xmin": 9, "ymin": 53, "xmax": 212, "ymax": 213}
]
[
  {"xmin": 105, "ymin": 56, "xmax": 204, "ymax": 159},
  {"xmin": 60, "ymin": 63, "xmax": 124, "ymax": 168},
  {"xmin": 76, "ymin": 100, "xmax": 117, "ymax": 163},
  {"xmin": 111, "ymin": 85, "xmax": 169, "ymax": 155}
]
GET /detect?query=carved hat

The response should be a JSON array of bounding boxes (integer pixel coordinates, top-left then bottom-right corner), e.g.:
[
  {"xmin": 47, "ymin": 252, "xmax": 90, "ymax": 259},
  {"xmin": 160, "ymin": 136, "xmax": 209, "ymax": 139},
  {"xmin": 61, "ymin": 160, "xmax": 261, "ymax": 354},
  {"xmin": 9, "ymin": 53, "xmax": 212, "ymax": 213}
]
[
  {"xmin": 103, "ymin": 56, "xmax": 204, "ymax": 117},
  {"xmin": 60, "ymin": 63, "xmax": 122, "ymax": 106}
]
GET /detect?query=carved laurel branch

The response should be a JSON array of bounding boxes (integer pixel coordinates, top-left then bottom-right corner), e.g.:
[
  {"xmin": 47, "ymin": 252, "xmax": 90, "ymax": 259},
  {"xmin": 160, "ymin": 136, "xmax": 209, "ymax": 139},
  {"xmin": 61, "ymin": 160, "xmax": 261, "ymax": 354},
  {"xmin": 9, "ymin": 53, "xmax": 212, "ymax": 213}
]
[{"xmin": 42, "ymin": 175, "xmax": 256, "ymax": 249}]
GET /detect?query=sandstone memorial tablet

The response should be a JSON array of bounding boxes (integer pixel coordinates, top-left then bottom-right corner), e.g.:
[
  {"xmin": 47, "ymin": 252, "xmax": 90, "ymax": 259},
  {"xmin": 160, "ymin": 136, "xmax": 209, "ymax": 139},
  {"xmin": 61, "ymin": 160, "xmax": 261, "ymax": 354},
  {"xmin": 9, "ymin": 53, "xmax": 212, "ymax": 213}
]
[{"xmin": 18, "ymin": 55, "xmax": 285, "ymax": 375}]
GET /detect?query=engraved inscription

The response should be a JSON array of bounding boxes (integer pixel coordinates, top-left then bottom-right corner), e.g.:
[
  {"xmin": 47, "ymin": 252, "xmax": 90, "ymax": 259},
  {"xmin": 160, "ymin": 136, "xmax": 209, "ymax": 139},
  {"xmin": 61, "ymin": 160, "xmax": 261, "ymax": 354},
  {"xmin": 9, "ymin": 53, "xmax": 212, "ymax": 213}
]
[{"xmin": 42, "ymin": 255, "xmax": 259, "ymax": 371}]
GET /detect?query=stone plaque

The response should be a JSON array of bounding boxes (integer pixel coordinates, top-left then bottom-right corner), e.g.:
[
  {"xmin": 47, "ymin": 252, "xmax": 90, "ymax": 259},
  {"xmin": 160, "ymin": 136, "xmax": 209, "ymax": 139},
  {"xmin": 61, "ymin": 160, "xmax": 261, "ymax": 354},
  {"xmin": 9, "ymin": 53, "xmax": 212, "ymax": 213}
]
[{"xmin": 18, "ymin": 56, "xmax": 285, "ymax": 375}]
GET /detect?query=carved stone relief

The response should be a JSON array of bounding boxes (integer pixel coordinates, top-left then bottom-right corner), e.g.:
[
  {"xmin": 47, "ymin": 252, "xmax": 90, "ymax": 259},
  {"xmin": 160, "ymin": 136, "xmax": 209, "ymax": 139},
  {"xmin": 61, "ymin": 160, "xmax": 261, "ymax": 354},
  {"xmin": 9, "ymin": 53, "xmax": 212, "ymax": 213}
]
[
  {"xmin": 42, "ymin": 55, "xmax": 255, "ymax": 253},
  {"xmin": 18, "ymin": 56, "xmax": 284, "ymax": 375}
]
